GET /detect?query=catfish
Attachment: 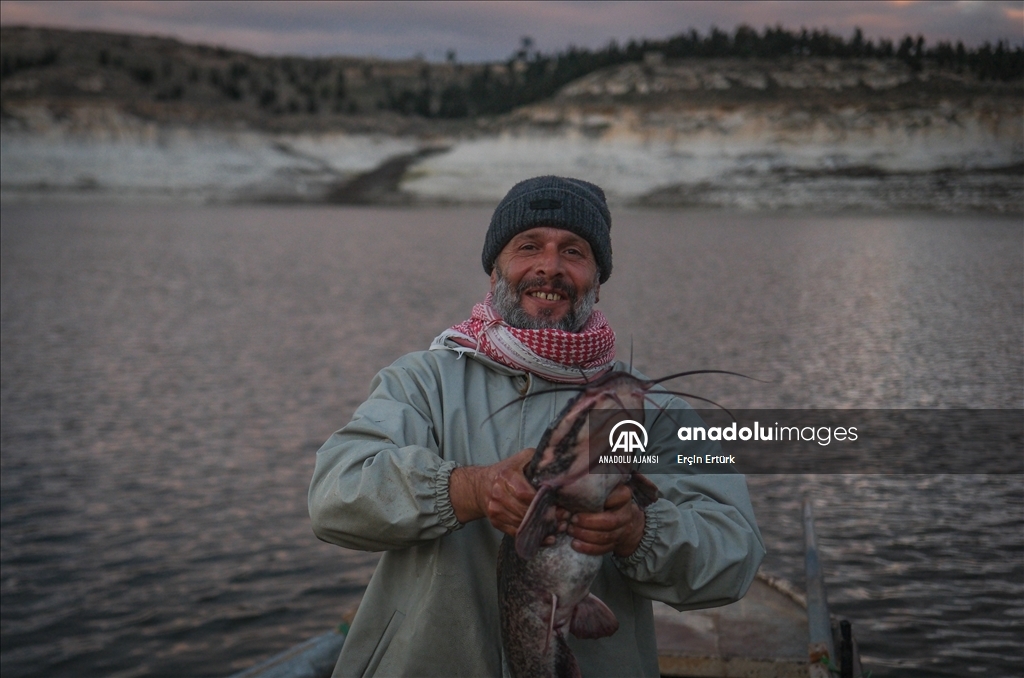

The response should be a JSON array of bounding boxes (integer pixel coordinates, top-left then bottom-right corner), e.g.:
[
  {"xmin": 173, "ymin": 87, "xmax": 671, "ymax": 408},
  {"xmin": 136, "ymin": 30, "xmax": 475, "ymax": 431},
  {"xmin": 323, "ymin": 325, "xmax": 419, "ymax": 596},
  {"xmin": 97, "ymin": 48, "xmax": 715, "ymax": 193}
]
[
  {"xmin": 496, "ymin": 368, "xmax": 747, "ymax": 677},
  {"xmin": 497, "ymin": 371, "xmax": 656, "ymax": 678}
]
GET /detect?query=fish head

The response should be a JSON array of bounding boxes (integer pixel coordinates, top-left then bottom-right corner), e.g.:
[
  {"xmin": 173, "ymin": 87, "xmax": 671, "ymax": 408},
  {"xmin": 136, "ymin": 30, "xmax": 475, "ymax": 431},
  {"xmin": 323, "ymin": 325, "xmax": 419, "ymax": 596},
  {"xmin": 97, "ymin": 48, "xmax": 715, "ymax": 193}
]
[{"xmin": 527, "ymin": 371, "xmax": 650, "ymax": 489}]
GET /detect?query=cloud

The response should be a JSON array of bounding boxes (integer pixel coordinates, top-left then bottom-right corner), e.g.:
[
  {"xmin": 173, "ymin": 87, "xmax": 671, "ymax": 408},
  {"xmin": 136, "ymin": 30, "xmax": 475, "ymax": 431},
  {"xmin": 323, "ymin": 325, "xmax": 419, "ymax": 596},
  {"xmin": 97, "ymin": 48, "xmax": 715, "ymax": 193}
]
[{"xmin": 1, "ymin": 0, "xmax": 1020, "ymax": 61}]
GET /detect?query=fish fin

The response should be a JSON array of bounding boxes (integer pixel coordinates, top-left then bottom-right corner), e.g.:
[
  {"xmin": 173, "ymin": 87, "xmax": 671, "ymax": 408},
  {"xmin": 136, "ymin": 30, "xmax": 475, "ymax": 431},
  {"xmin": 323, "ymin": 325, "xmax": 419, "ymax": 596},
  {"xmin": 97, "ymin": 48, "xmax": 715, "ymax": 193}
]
[
  {"xmin": 569, "ymin": 593, "xmax": 619, "ymax": 639},
  {"xmin": 628, "ymin": 473, "xmax": 660, "ymax": 509},
  {"xmin": 515, "ymin": 485, "xmax": 558, "ymax": 560}
]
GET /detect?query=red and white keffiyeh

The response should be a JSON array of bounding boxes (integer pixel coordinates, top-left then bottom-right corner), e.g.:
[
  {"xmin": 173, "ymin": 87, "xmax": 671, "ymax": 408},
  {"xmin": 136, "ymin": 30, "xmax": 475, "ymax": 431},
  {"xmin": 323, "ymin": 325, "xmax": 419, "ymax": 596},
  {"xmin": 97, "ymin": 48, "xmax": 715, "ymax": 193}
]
[{"xmin": 430, "ymin": 294, "xmax": 616, "ymax": 384}]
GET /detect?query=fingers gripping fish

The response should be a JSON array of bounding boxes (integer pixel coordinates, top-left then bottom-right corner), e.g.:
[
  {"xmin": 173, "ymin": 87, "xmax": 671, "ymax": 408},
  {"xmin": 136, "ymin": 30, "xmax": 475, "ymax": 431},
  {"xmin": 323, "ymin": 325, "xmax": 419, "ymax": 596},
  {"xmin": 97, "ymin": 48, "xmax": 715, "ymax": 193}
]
[{"xmin": 497, "ymin": 369, "xmax": 746, "ymax": 678}]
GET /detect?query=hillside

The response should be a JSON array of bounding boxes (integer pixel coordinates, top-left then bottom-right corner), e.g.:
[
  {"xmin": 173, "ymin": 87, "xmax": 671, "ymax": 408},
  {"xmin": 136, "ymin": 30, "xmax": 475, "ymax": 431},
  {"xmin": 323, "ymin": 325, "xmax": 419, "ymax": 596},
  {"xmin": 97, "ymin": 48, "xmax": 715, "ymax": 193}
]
[
  {"xmin": 408, "ymin": 55, "xmax": 1022, "ymax": 211},
  {"xmin": 1, "ymin": 27, "xmax": 1021, "ymax": 211},
  {"xmin": 0, "ymin": 26, "xmax": 491, "ymax": 134}
]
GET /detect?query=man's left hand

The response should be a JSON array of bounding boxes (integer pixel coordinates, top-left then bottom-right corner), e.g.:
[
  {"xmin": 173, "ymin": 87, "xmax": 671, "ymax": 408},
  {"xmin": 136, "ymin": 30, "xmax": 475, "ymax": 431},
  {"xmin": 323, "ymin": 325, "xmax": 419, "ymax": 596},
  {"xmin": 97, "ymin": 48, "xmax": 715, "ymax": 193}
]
[{"xmin": 566, "ymin": 483, "xmax": 646, "ymax": 557}]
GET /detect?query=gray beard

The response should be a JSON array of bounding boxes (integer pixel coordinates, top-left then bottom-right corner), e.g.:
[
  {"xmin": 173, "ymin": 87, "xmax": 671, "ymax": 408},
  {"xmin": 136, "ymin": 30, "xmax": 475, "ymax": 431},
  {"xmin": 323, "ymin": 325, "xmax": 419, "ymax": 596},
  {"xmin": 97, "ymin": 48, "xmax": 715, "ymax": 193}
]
[{"xmin": 491, "ymin": 270, "xmax": 597, "ymax": 332}]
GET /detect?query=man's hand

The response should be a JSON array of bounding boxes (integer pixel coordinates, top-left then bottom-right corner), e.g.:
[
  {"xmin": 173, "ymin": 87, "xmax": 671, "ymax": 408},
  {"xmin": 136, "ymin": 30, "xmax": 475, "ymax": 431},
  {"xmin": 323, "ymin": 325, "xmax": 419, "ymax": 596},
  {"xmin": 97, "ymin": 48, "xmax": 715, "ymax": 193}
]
[
  {"xmin": 449, "ymin": 448, "xmax": 539, "ymax": 535},
  {"xmin": 482, "ymin": 447, "xmax": 541, "ymax": 537},
  {"xmin": 567, "ymin": 483, "xmax": 646, "ymax": 558},
  {"xmin": 450, "ymin": 452, "xmax": 643, "ymax": 555}
]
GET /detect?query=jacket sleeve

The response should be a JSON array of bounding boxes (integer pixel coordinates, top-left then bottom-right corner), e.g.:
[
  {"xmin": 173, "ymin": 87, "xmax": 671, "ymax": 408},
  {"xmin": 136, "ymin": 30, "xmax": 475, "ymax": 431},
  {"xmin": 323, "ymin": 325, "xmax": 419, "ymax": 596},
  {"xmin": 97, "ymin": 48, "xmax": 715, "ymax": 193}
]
[
  {"xmin": 613, "ymin": 404, "xmax": 766, "ymax": 610},
  {"xmin": 308, "ymin": 357, "xmax": 463, "ymax": 552}
]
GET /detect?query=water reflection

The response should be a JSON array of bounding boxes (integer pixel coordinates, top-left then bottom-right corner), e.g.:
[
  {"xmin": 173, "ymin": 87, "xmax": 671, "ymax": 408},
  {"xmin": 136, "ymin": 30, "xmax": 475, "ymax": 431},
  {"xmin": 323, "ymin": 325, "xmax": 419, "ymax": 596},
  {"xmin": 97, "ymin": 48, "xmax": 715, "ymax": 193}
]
[{"xmin": 1, "ymin": 205, "xmax": 1021, "ymax": 677}]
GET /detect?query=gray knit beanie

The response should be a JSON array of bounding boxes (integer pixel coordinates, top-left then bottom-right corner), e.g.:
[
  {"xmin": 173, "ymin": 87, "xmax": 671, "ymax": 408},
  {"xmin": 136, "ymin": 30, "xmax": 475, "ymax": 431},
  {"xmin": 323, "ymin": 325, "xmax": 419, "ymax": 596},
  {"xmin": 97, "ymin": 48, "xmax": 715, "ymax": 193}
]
[{"xmin": 482, "ymin": 176, "xmax": 612, "ymax": 284}]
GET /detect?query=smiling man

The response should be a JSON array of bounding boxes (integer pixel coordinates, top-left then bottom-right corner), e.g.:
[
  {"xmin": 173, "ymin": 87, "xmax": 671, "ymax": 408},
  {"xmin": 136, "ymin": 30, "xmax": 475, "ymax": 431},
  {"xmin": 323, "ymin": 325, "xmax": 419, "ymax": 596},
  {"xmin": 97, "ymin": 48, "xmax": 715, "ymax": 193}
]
[
  {"xmin": 490, "ymin": 225, "xmax": 599, "ymax": 332},
  {"xmin": 309, "ymin": 176, "xmax": 764, "ymax": 677}
]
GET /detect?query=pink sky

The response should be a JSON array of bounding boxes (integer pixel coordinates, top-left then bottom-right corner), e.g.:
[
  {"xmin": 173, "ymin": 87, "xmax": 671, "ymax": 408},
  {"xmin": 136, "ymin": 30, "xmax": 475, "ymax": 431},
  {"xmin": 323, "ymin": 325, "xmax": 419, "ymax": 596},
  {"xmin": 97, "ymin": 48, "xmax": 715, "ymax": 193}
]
[{"xmin": 1, "ymin": 1, "xmax": 1020, "ymax": 61}]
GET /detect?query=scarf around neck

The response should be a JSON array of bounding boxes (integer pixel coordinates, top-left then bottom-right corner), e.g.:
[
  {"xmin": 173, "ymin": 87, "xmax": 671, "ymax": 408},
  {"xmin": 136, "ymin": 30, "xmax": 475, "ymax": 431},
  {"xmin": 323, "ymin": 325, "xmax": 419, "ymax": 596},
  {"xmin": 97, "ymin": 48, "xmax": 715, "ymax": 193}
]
[{"xmin": 429, "ymin": 294, "xmax": 616, "ymax": 384}]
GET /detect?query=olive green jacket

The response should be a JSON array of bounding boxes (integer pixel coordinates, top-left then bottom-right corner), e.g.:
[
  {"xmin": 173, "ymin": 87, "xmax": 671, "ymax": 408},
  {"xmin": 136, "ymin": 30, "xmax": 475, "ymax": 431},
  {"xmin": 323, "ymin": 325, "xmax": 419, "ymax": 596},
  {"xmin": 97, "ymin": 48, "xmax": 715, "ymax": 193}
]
[{"xmin": 309, "ymin": 346, "xmax": 764, "ymax": 677}]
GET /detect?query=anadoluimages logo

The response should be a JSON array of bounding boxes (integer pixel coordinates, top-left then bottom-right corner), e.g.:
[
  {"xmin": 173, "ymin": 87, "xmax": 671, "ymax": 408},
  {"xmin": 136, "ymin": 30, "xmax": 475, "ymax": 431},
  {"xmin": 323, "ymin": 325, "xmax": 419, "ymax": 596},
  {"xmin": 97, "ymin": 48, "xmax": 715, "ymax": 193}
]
[{"xmin": 608, "ymin": 419, "xmax": 648, "ymax": 453}]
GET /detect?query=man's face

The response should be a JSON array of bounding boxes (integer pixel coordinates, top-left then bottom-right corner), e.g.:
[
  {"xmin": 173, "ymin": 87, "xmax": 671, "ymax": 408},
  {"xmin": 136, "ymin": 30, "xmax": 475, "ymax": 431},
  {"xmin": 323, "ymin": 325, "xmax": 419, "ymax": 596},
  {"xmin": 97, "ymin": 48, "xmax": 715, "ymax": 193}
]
[{"xmin": 490, "ymin": 227, "xmax": 600, "ymax": 332}]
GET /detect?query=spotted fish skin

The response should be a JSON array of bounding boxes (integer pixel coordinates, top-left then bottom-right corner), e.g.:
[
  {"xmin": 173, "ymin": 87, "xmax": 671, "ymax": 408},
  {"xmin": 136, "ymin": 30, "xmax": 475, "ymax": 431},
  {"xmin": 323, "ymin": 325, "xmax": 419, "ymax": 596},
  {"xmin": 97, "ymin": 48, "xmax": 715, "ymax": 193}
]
[{"xmin": 497, "ymin": 371, "xmax": 661, "ymax": 678}]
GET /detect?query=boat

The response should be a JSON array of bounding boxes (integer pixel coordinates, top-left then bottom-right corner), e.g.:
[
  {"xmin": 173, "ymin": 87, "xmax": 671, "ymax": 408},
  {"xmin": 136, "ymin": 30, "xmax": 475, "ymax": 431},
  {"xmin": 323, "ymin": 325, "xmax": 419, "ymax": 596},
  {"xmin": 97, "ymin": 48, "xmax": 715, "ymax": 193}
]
[
  {"xmin": 229, "ymin": 500, "xmax": 863, "ymax": 678},
  {"xmin": 656, "ymin": 500, "xmax": 864, "ymax": 677}
]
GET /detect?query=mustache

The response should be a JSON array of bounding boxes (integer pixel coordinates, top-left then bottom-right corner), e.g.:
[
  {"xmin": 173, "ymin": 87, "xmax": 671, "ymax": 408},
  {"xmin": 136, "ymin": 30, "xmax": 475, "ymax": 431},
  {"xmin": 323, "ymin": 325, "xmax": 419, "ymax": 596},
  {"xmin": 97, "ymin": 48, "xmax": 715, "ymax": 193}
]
[{"xmin": 515, "ymin": 276, "xmax": 577, "ymax": 302}]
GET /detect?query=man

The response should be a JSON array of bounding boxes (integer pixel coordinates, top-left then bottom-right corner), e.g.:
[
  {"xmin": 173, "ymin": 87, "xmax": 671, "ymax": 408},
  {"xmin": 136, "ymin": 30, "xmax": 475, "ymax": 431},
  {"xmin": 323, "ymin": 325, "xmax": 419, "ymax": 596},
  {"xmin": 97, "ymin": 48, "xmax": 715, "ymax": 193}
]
[{"xmin": 309, "ymin": 176, "xmax": 765, "ymax": 677}]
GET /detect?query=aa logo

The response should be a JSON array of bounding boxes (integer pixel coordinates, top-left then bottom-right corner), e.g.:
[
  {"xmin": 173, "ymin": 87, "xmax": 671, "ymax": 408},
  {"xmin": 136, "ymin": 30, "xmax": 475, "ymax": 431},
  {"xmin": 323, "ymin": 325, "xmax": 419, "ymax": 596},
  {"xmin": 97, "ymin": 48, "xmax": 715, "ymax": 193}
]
[{"xmin": 608, "ymin": 420, "xmax": 648, "ymax": 453}]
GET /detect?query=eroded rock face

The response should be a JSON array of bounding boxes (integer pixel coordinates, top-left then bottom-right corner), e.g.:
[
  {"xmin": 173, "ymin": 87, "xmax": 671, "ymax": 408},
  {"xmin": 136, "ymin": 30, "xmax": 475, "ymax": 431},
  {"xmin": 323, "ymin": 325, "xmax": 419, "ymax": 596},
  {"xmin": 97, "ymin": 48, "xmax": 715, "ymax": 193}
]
[
  {"xmin": 2, "ymin": 56, "xmax": 1020, "ymax": 211},
  {"xmin": 558, "ymin": 58, "xmax": 929, "ymax": 97},
  {"xmin": 506, "ymin": 57, "xmax": 1022, "ymax": 152},
  {"xmin": 0, "ymin": 105, "xmax": 421, "ymax": 204},
  {"xmin": 400, "ymin": 59, "xmax": 1022, "ymax": 212}
]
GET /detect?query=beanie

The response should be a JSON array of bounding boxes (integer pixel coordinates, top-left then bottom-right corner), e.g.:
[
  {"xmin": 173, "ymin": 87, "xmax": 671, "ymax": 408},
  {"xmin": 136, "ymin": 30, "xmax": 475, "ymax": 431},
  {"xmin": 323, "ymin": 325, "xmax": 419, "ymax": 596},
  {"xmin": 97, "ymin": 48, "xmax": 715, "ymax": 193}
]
[{"xmin": 482, "ymin": 176, "xmax": 612, "ymax": 284}]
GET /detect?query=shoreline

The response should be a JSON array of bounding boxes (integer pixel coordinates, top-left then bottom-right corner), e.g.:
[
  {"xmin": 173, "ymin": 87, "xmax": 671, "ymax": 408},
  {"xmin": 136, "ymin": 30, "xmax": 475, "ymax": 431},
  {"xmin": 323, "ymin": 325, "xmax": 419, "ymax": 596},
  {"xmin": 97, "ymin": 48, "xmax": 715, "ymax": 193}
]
[{"xmin": 3, "ymin": 54, "xmax": 1020, "ymax": 212}]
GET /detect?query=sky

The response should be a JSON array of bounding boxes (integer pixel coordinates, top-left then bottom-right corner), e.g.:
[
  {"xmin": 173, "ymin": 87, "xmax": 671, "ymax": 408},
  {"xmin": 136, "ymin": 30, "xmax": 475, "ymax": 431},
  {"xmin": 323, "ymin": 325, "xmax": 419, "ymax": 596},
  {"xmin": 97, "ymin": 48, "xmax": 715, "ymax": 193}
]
[{"xmin": 1, "ymin": 1, "xmax": 1021, "ymax": 62}]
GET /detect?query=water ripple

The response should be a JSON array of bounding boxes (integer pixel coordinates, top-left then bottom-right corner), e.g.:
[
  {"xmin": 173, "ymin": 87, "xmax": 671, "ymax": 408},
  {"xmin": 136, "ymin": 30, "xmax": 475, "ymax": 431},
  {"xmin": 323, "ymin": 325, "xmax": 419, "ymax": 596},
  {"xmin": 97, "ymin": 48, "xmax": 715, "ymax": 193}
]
[{"xmin": 1, "ymin": 205, "xmax": 1021, "ymax": 677}]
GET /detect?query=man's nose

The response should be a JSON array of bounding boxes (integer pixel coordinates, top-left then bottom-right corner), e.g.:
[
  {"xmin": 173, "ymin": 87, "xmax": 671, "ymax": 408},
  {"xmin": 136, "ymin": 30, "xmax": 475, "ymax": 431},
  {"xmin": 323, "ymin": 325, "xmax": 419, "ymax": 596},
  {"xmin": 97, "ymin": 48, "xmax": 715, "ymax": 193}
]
[{"xmin": 534, "ymin": 244, "xmax": 565, "ymax": 276}]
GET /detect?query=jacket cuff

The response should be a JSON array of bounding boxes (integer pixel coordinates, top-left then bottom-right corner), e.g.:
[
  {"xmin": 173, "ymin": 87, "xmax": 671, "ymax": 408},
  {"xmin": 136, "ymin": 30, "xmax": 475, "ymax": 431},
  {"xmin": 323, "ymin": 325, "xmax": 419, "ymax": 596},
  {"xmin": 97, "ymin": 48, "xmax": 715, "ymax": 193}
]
[
  {"xmin": 614, "ymin": 503, "xmax": 659, "ymax": 570},
  {"xmin": 434, "ymin": 460, "xmax": 464, "ymax": 532}
]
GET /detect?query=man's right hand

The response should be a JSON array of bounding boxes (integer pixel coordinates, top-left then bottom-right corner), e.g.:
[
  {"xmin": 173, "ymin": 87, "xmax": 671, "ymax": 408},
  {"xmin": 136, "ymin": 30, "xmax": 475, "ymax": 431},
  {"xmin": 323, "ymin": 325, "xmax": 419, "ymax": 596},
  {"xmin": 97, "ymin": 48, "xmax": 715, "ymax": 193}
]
[{"xmin": 449, "ymin": 447, "xmax": 540, "ymax": 536}]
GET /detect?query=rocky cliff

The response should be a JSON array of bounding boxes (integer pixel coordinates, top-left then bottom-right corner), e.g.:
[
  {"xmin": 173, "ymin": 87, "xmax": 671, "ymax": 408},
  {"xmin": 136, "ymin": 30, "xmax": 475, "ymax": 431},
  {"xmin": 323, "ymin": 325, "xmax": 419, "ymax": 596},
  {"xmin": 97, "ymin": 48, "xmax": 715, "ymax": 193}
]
[
  {"xmin": 404, "ymin": 57, "xmax": 1021, "ymax": 211},
  {"xmin": 2, "ymin": 29, "xmax": 1020, "ymax": 212}
]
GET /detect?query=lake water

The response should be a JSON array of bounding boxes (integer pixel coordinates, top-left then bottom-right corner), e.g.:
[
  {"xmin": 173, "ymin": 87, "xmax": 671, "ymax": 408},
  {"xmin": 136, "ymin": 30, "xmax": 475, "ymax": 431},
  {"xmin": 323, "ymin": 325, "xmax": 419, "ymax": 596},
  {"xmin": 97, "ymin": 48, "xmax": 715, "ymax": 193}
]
[{"xmin": 1, "ymin": 204, "xmax": 1021, "ymax": 677}]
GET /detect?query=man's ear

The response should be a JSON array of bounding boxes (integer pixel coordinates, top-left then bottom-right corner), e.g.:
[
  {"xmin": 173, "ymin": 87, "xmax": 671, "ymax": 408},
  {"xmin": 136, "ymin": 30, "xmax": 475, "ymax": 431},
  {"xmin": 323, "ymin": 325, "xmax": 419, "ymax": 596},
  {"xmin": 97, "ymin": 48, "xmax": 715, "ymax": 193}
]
[
  {"xmin": 595, "ymin": 283, "xmax": 600, "ymax": 304},
  {"xmin": 489, "ymin": 268, "xmax": 497, "ymax": 291}
]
